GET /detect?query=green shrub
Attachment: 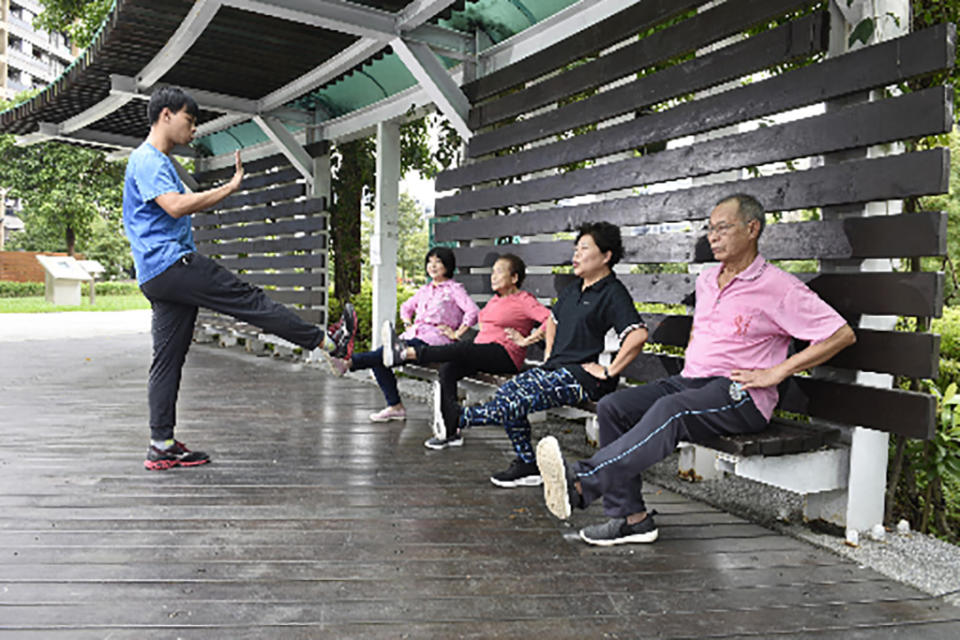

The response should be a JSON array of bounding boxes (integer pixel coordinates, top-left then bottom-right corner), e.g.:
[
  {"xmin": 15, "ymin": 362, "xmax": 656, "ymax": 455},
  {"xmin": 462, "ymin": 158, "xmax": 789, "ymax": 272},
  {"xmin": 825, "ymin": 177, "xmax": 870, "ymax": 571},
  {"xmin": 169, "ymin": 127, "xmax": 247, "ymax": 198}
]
[
  {"xmin": 81, "ymin": 281, "xmax": 141, "ymax": 296},
  {"xmin": 0, "ymin": 281, "xmax": 44, "ymax": 297},
  {"xmin": 933, "ymin": 306, "xmax": 960, "ymax": 362}
]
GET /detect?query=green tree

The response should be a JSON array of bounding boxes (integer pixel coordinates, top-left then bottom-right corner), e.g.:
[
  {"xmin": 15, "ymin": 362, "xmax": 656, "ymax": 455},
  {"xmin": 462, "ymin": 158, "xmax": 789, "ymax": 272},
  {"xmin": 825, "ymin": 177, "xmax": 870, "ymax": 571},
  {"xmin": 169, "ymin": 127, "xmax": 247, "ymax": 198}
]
[
  {"xmin": 330, "ymin": 116, "xmax": 460, "ymax": 302},
  {"xmin": 33, "ymin": 0, "xmax": 113, "ymax": 49},
  {"xmin": 0, "ymin": 136, "xmax": 128, "ymax": 266},
  {"xmin": 360, "ymin": 192, "xmax": 430, "ymax": 284}
]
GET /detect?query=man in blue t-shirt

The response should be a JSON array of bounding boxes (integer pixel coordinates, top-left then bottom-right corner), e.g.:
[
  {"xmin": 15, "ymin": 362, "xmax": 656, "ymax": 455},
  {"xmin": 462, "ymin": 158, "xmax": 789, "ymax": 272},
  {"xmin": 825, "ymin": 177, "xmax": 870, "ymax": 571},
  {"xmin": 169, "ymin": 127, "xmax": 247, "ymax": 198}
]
[{"xmin": 123, "ymin": 87, "xmax": 356, "ymax": 471}]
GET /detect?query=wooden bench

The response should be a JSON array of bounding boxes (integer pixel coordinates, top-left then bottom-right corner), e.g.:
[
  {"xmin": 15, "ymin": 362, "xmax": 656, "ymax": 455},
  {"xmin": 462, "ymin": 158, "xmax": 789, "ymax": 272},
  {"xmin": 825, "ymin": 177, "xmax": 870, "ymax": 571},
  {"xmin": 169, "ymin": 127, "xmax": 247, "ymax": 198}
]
[
  {"xmin": 428, "ymin": 0, "xmax": 953, "ymax": 530},
  {"xmin": 190, "ymin": 142, "xmax": 329, "ymax": 362}
]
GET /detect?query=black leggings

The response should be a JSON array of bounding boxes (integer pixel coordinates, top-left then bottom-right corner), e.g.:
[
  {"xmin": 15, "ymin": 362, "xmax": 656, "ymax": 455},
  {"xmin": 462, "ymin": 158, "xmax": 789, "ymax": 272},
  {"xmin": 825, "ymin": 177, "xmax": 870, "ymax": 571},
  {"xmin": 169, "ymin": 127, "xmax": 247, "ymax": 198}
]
[{"xmin": 414, "ymin": 341, "xmax": 518, "ymax": 438}]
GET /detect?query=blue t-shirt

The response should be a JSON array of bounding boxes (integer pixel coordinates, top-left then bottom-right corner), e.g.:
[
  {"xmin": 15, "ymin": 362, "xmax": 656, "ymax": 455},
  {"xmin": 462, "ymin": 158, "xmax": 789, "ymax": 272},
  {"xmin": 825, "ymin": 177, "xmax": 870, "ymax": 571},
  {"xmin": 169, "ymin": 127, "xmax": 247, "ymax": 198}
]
[{"xmin": 122, "ymin": 142, "xmax": 195, "ymax": 284}]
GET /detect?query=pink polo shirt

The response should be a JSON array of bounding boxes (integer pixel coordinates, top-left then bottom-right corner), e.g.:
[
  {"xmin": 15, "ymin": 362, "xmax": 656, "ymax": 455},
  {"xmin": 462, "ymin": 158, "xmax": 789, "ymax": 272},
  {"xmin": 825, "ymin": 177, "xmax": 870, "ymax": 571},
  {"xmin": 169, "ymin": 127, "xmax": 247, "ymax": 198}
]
[
  {"xmin": 475, "ymin": 290, "xmax": 551, "ymax": 370},
  {"xmin": 681, "ymin": 255, "xmax": 847, "ymax": 421},
  {"xmin": 399, "ymin": 279, "xmax": 480, "ymax": 346}
]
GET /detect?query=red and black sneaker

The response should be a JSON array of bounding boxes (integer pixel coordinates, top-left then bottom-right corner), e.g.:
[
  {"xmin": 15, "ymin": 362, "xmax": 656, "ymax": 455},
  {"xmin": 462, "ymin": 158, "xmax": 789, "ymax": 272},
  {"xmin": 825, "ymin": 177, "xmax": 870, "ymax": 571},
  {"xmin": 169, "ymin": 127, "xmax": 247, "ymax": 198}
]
[
  {"xmin": 144, "ymin": 441, "xmax": 211, "ymax": 471},
  {"xmin": 330, "ymin": 302, "xmax": 357, "ymax": 359}
]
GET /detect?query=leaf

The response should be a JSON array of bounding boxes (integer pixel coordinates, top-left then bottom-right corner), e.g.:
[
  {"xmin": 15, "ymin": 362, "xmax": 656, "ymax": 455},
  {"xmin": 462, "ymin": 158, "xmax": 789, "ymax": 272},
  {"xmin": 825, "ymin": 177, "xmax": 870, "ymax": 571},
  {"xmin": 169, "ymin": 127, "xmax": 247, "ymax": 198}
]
[{"xmin": 848, "ymin": 18, "xmax": 875, "ymax": 48}]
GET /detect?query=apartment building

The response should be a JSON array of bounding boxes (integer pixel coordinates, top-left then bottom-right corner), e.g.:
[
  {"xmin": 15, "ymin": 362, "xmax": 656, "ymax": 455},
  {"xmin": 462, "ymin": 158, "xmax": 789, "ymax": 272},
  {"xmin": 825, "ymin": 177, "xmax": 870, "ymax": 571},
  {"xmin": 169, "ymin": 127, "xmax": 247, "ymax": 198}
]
[{"xmin": 0, "ymin": 0, "xmax": 74, "ymax": 101}]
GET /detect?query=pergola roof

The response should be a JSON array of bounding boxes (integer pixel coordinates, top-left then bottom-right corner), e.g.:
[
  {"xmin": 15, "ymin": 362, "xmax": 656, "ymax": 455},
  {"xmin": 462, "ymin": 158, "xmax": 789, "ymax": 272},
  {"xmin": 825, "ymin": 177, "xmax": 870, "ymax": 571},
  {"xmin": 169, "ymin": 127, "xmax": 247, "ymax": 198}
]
[{"xmin": 0, "ymin": 0, "xmax": 583, "ymax": 158}]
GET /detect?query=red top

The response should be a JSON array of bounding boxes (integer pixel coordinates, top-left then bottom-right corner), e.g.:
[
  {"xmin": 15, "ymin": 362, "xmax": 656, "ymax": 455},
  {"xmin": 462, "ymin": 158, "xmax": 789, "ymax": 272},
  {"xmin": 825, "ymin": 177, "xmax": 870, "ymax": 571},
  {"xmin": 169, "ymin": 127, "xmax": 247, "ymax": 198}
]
[{"xmin": 475, "ymin": 290, "xmax": 550, "ymax": 370}]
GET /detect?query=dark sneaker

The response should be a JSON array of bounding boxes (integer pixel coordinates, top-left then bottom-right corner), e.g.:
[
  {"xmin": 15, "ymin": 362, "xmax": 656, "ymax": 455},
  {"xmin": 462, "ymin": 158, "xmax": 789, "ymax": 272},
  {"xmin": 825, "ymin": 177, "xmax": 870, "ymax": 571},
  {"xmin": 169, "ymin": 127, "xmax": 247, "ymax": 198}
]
[
  {"xmin": 330, "ymin": 303, "xmax": 357, "ymax": 359},
  {"xmin": 381, "ymin": 321, "xmax": 407, "ymax": 367},
  {"xmin": 579, "ymin": 511, "xmax": 659, "ymax": 546},
  {"xmin": 536, "ymin": 435, "xmax": 579, "ymax": 520},
  {"xmin": 424, "ymin": 433, "xmax": 464, "ymax": 450},
  {"xmin": 144, "ymin": 441, "xmax": 210, "ymax": 471},
  {"xmin": 490, "ymin": 457, "xmax": 542, "ymax": 488}
]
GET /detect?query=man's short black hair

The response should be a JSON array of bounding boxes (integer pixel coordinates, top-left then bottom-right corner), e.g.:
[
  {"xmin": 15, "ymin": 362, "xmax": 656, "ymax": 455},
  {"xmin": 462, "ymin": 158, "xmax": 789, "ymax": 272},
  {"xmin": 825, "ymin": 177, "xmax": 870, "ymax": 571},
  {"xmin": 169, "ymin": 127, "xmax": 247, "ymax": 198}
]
[
  {"xmin": 497, "ymin": 253, "xmax": 527, "ymax": 288},
  {"xmin": 147, "ymin": 87, "xmax": 199, "ymax": 125},
  {"xmin": 426, "ymin": 246, "xmax": 456, "ymax": 278},
  {"xmin": 576, "ymin": 221, "xmax": 625, "ymax": 267}
]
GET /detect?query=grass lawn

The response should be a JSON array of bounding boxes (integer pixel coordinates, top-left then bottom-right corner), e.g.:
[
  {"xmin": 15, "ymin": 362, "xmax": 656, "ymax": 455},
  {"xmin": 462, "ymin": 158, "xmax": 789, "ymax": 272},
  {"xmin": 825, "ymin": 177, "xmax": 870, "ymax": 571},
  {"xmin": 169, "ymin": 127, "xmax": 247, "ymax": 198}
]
[{"xmin": 0, "ymin": 294, "xmax": 150, "ymax": 313}]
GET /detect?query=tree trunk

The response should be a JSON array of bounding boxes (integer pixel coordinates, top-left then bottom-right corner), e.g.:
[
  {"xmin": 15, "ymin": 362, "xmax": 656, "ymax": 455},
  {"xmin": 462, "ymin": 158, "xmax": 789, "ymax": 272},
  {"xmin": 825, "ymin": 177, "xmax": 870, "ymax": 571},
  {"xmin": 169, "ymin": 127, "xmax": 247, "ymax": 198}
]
[
  {"xmin": 330, "ymin": 139, "xmax": 373, "ymax": 302},
  {"xmin": 66, "ymin": 225, "xmax": 76, "ymax": 256},
  {"xmin": 885, "ymin": 433, "xmax": 907, "ymax": 524}
]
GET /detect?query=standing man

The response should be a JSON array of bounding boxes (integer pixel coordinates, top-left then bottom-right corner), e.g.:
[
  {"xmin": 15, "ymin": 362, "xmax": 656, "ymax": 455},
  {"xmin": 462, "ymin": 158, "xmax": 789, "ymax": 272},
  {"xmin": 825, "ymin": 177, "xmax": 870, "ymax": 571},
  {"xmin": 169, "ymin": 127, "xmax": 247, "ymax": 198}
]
[
  {"xmin": 124, "ymin": 87, "xmax": 355, "ymax": 471},
  {"xmin": 537, "ymin": 194, "xmax": 856, "ymax": 545}
]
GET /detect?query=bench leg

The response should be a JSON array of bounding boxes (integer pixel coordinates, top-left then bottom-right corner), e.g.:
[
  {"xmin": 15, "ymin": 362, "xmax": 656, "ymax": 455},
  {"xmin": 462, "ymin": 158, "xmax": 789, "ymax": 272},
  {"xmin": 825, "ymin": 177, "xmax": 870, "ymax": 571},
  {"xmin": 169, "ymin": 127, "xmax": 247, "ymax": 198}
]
[{"xmin": 677, "ymin": 443, "xmax": 723, "ymax": 481}]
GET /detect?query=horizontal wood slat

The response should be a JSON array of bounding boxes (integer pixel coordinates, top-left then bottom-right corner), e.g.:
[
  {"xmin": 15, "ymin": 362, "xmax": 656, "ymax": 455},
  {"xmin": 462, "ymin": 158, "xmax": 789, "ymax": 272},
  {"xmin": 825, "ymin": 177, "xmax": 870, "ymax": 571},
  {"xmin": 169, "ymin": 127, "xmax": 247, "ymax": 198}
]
[
  {"xmin": 459, "ymin": 271, "xmax": 942, "ymax": 317},
  {"xmin": 450, "ymin": 213, "xmax": 947, "ymax": 268},
  {"xmin": 262, "ymin": 289, "xmax": 326, "ymax": 306},
  {"xmin": 440, "ymin": 87, "xmax": 951, "ymax": 216},
  {"xmin": 239, "ymin": 272, "xmax": 325, "ymax": 288},
  {"xmin": 193, "ymin": 198, "xmax": 326, "ymax": 227},
  {"xmin": 233, "ymin": 166, "xmax": 303, "ymax": 192},
  {"xmin": 470, "ymin": 0, "xmax": 819, "ymax": 129},
  {"xmin": 618, "ymin": 353, "xmax": 935, "ymax": 439},
  {"xmin": 435, "ymin": 150, "xmax": 949, "ymax": 242},
  {"xmin": 216, "ymin": 254, "xmax": 325, "ymax": 271},
  {"xmin": 193, "ymin": 216, "xmax": 326, "ymax": 242},
  {"xmin": 640, "ymin": 313, "xmax": 940, "ymax": 379},
  {"xmin": 197, "ymin": 235, "xmax": 324, "ymax": 255},
  {"xmin": 697, "ymin": 419, "xmax": 842, "ymax": 456},
  {"xmin": 216, "ymin": 183, "xmax": 306, "ymax": 211},
  {"xmin": 466, "ymin": 13, "xmax": 828, "ymax": 158},
  {"xmin": 441, "ymin": 24, "xmax": 955, "ymax": 191}
]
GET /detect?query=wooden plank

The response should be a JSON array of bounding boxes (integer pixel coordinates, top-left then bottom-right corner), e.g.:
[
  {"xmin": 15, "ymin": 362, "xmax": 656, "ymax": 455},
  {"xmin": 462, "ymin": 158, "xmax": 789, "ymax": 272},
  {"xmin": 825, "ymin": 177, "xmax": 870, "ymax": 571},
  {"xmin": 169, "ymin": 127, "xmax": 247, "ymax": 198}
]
[
  {"xmin": 461, "ymin": 270, "xmax": 941, "ymax": 316},
  {"xmin": 442, "ymin": 87, "xmax": 951, "ymax": 216},
  {"xmin": 640, "ymin": 313, "xmax": 940, "ymax": 380},
  {"xmin": 461, "ymin": 0, "xmax": 705, "ymax": 103},
  {"xmin": 197, "ymin": 235, "xmax": 324, "ymax": 255},
  {"xmin": 193, "ymin": 198, "xmax": 326, "ymax": 226},
  {"xmin": 216, "ymin": 183, "xmax": 306, "ymax": 211},
  {"xmin": 238, "ymin": 272, "xmax": 325, "ymax": 288},
  {"xmin": 216, "ymin": 254, "xmax": 325, "ymax": 271},
  {"xmin": 466, "ymin": 13, "xmax": 828, "ymax": 158},
  {"xmin": 255, "ymin": 289, "xmax": 325, "ymax": 306},
  {"xmin": 193, "ymin": 216, "xmax": 325, "ymax": 242},
  {"xmin": 618, "ymin": 353, "xmax": 937, "ymax": 439},
  {"xmin": 451, "ymin": 212, "xmax": 948, "ymax": 268},
  {"xmin": 232, "ymin": 166, "xmax": 302, "ymax": 191},
  {"xmin": 441, "ymin": 23, "xmax": 955, "ymax": 190},
  {"xmin": 435, "ymin": 150, "xmax": 950, "ymax": 242},
  {"xmin": 470, "ymin": 0, "xmax": 820, "ymax": 129}
]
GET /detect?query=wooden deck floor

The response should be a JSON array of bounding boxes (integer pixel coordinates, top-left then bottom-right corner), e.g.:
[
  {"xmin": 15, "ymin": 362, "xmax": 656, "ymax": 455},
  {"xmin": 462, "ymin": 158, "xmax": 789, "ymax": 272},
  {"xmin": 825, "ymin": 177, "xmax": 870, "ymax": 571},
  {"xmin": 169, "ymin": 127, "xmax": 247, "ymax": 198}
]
[{"xmin": 2, "ymin": 333, "xmax": 960, "ymax": 638}]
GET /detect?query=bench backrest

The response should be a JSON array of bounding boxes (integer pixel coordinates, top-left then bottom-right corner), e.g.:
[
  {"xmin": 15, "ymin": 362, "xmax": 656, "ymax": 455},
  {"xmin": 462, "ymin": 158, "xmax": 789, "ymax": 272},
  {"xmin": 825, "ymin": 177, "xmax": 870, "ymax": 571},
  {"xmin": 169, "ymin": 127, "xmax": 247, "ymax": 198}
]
[
  {"xmin": 433, "ymin": 1, "xmax": 954, "ymax": 440},
  {"xmin": 192, "ymin": 143, "xmax": 329, "ymax": 327}
]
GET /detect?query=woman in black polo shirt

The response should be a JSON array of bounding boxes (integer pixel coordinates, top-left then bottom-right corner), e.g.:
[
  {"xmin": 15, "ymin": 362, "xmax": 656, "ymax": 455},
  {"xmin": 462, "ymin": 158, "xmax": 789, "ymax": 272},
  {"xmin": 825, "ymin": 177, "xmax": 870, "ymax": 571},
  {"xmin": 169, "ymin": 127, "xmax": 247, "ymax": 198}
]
[{"xmin": 459, "ymin": 222, "xmax": 649, "ymax": 488}]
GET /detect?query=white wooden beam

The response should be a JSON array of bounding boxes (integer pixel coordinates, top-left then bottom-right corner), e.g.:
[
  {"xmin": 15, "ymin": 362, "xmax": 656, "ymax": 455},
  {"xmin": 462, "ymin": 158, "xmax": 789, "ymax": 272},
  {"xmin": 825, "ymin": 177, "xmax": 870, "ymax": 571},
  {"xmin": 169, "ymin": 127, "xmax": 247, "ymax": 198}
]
[
  {"xmin": 392, "ymin": 37, "xmax": 471, "ymax": 140},
  {"xmin": 111, "ymin": 74, "xmax": 261, "ymax": 115},
  {"xmin": 252, "ymin": 114, "xmax": 315, "ymax": 188},
  {"xmin": 222, "ymin": 0, "xmax": 396, "ymax": 39},
  {"xmin": 138, "ymin": 0, "xmax": 224, "ymax": 88}
]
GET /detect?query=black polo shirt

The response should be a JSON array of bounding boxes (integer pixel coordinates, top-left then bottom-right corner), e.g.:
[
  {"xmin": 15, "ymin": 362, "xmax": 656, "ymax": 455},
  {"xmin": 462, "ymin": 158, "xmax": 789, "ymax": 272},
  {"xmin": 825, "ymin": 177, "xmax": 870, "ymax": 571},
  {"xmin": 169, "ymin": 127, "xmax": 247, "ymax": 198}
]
[{"xmin": 543, "ymin": 273, "xmax": 644, "ymax": 400}]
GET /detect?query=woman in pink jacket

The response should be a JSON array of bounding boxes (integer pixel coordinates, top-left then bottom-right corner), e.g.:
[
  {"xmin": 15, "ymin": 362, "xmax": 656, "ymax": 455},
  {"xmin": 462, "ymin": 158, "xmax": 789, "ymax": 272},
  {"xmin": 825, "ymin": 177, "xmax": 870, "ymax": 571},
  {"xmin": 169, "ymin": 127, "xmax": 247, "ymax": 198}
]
[
  {"xmin": 382, "ymin": 253, "xmax": 550, "ymax": 449},
  {"xmin": 328, "ymin": 247, "xmax": 479, "ymax": 422}
]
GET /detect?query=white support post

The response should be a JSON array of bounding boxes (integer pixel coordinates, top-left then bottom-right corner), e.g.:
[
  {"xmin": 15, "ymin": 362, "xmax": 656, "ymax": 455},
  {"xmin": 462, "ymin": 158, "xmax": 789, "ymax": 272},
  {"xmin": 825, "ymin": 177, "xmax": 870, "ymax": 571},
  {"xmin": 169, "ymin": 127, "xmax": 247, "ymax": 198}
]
[
  {"xmin": 372, "ymin": 121, "xmax": 400, "ymax": 350},
  {"xmin": 392, "ymin": 37, "xmax": 472, "ymax": 141},
  {"xmin": 252, "ymin": 115, "xmax": 316, "ymax": 190},
  {"xmin": 815, "ymin": 0, "xmax": 910, "ymax": 536}
]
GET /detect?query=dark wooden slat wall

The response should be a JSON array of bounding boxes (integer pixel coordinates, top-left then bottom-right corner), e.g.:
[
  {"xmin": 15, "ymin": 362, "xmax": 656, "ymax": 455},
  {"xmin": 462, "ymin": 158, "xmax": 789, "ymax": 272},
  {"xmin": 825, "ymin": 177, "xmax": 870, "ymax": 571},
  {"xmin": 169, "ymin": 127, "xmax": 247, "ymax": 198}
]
[
  {"xmin": 439, "ymin": 24, "xmax": 955, "ymax": 191},
  {"xmin": 433, "ymin": 9, "xmax": 954, "ymax": 440},
  {"xmin": 192, "ymin": 148, "xmax": 328, "ymax": 329}
]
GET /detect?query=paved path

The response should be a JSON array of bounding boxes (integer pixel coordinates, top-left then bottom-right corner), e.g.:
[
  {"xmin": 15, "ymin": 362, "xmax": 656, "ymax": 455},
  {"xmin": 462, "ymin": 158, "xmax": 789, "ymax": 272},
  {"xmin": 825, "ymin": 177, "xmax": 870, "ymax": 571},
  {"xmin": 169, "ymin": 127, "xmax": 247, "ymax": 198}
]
[
  {"xmin": 0, "ymin": 309, "xmax": 150, "ymax": 342},
  {"xmin": 1, "ymin": 327, "xmax": 960, "ymax": 637}
]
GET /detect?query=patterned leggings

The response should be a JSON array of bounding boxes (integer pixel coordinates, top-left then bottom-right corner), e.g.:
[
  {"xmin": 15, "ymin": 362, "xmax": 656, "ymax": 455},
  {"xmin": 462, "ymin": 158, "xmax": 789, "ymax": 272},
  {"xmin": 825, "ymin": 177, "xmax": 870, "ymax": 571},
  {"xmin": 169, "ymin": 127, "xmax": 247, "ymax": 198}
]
[{"xmin": 460, "ymin": 367, "xmax": 585, "ymax": 463}]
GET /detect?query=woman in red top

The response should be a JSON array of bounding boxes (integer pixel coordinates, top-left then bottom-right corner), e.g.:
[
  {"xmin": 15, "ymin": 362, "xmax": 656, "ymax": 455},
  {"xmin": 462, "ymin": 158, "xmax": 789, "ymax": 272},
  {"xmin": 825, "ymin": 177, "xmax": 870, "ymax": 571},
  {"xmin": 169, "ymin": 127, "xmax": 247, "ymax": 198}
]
[{"xmin": 382, "ymin": 254, "xmax": 549, "ymax": 450}]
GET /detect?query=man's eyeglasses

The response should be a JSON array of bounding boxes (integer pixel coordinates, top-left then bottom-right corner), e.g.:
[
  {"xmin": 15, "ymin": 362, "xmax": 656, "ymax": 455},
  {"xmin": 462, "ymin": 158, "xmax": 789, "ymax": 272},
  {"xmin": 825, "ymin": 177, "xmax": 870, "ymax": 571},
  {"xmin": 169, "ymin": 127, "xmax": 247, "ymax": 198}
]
[{"xmin": 706, "ymin": 222, "xmax": 743, "ymax": 237}]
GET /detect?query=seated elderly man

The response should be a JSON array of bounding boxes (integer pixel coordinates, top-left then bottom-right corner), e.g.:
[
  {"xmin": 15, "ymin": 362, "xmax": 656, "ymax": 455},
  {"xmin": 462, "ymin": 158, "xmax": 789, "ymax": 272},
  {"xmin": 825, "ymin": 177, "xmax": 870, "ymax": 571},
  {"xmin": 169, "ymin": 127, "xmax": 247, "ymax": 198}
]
[{"xmin": 536, "ymin": 193, "xmax": 856, "ymax": 546}]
